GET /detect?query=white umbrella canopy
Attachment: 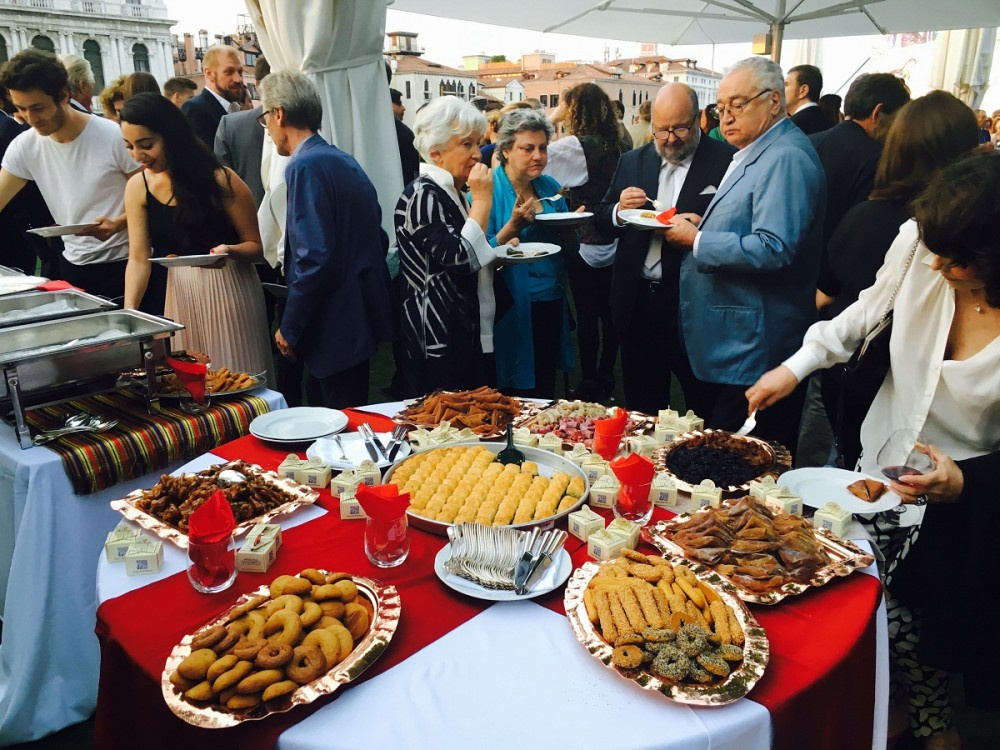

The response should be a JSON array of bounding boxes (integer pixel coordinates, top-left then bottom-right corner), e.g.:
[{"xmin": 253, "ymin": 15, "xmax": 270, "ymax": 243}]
[
  {"xmin": 390, "ymin": 0, "xmax": 1000, "ymax": 60},
  {"xmin": 245, "ymin": 0, "xmax": 403, "ymax": 252}
]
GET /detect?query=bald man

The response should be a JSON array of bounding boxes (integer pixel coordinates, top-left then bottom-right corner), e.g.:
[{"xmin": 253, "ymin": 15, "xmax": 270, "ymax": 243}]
[{"xmin": 594, "ymin": 83, "xmax": 735, "ymax": 415}]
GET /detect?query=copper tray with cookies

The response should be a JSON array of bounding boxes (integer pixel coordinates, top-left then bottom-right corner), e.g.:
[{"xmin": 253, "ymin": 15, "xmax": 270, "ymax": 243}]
[
  {"xmin": 110, "ymin": 460, "xmax": 319, "ymax": 549},
  {"xmin": 652, "ymin": 430, "xmax": 792, "ymax": 496},
  {"xmin": 393, "ymin": 386, "xmax": 522, "ymax": 438},
  {"xmin": 564, "ymin": 550, "xmax": 768, "ymax": 706},
  {"xmin": 647, "ymin": 496, "xmax": 876, "ymax": 604},
  {"xmin": 162, "ymin": 570, "xmax": 401, "ymax": 727}
]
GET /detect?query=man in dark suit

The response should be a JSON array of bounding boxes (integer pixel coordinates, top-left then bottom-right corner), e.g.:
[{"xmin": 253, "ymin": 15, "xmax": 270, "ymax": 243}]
[
  {"xmin": 261, "ymin": 69, "xmax": 396, "ymax": 408},
  {"xmin": 595, "ymin": 83, "xmax": 735, "ymax": 415},
  {"xmin": 785, "ymin": 64, "xmax": 832, "ymax": 136},
  {"xmin": 183, "ymin": 45, "xmax": 244, "ymax": 148}
]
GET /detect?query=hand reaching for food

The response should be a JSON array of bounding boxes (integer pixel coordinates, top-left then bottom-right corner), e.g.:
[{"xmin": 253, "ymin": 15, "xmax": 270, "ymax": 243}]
[{"xmin": 746, "ymin": 365, "xmax": 799, "ymax": 413}]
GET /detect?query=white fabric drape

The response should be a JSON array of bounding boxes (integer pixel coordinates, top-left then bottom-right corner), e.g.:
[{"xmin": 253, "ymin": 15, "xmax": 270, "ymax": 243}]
[
  {"xmin": 244, "ymin": 0, "xmax": 404, "ymax": 255},
  {"xmin": 929, "ymin": 27, "xmax": 996, "ymax": 109}
]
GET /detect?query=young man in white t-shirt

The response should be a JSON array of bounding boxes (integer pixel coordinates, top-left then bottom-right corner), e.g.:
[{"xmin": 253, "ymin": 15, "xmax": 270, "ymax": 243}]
[{"xmin": 0, "ymin": 49, "xmax": 140, "ymax": 299}]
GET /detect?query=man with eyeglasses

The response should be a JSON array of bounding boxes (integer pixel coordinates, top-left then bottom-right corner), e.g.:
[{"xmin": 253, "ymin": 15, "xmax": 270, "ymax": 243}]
[
  {"xmin": 595, "ymin": 83, "xmax": 735, "ymax": 415},
  {"xmin": 659, "ymin": 57, "xmax": 825, "ymax": 453}
]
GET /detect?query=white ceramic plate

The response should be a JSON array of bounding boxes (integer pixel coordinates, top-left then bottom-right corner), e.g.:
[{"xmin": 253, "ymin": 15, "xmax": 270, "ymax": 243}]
[
  {"xmin": 250, "ymin": 407, "xmax": 348, "ymax": 443},
  {"xmin": 496, "ymin": 242, "xmax": 561, "ymax": 264},
  {"xmin": 433, "ymin": 544, "xmax": 572, "ymax": 601},
  {"xmin": 778, "ymin": 467, "xmax": 902, "ymax": 514},
  {"xmin": 533, "ymin": 211, "xmax": 594, "ymax": 226},
  {"xmin": 307, "ymin": 432, "xmax": 412, "ymax": 470},
  {"xmin": 619, "ymin": 209, "xmax": 673, "ymax": 229},
  {"xmin": 27, "ymin": 223, "xmax": 99, "ymax": 238},
  {"xmin": 150, "ymin": 253, "xmax": 228, "ymax": 268}
]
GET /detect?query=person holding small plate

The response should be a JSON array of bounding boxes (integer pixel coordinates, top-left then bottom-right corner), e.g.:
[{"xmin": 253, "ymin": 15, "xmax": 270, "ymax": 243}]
[
  {"xmin": 120, "ymin": 93, "xmax": 272, "ymax": 383},
  {"xmin": 488, "ymin": 108, "xmax": 576, "ymax": 399}
]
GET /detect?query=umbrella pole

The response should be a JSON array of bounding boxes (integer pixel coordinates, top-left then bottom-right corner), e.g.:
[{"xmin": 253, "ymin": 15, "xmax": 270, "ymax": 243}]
[{"xmin": 770, "ymin": 19, "xmax": 785, "ymax": 64}]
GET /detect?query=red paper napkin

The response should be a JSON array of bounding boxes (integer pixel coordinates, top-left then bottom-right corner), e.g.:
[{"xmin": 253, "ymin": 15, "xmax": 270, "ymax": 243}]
[
  {"xmin": 593, "ymin": 407, "xmax": 629, "ymax": 460},
  {"xmin": 36, "ymin": 280, "xmax": 83, "ymax": 292},
  {"xmin": 656, "ymin": 207, "xmax": 678, "ymax": 225},
  {"xmin": 610, "ymin": 452, "xmax": 655, "ymax": 486},
  {"xmin": 188, "ymin": 490, "xmax": 235, "ymax": 544},
  {"xmin": 165, "ymin": 354, "xmax": 208, "ymax": 404},
  {"xmin": 356, "ymin": 483, "xmax": 410, "ymax": 521}
]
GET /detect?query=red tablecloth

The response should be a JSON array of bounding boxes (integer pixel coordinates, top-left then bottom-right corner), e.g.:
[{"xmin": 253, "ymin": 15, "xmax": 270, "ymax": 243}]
[{"xmin": 95, "ymin": 433, "xmax": 881, "ymax": 750}]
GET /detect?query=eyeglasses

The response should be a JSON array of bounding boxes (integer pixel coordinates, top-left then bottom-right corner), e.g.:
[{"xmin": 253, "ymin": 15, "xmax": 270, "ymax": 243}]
[
  {"xmin": 257, "ymin": 109, "xmax": 273, "ymax": 128},
  {"xmin": 652, "ymin": 115, "xmax": 698, "ymax": 141},
  {"xmin": 708, "ymin": 90, "xmax": 773, "ymax": 120}
]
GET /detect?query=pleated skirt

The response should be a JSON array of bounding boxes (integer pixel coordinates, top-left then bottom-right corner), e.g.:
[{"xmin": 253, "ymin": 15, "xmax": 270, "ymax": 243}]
[{"xmin": 164, "ymin": 260, "xmax": 275, "ymax": 387}]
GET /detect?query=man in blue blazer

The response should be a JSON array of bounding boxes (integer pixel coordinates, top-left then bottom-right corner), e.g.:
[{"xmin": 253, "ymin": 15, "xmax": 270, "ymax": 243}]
[
  {"xmin": 260, "ymin": 69, "xmax": 396, "ymax": 408},
  {"xmin": 664, "ymin": 57, "xmax": 826, "ymax": 451}
]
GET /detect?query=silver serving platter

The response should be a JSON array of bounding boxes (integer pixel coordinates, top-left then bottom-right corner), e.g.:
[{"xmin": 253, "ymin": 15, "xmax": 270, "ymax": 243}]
[
  {"xmin": 383, "ymin": 440, "xmax": 590, "ymax": 536},
  {"xmin": 0, "ymin": 289, "xmax": 116, "ymax": 328}
]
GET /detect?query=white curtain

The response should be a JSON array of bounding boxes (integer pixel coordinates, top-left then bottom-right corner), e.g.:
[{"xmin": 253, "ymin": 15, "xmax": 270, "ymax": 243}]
[
  {"xmin": 244, "ymin": 0, "xmax": 403, "ymax": 258},
  {"xmin": 929, "ymin": 27, "xmax": 997, "ymax": 109}
]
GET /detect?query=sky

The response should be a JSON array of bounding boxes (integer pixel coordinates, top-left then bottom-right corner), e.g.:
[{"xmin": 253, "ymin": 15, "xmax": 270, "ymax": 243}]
[{"xmin": 163, "ymin": 1, "xmax": 1000, "ymax": 111}]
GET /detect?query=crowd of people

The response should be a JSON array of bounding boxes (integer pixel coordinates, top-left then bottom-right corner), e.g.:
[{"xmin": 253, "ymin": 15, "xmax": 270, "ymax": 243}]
[{"xmin": 1, "ymin": 43, "xmax": 999, "ymax": 750}]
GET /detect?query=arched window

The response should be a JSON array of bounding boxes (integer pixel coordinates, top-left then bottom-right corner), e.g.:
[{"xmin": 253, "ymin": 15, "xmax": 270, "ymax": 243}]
[
  {"xmin": 83, "ymin": 39, "xmax": 105, "ymax": 91},
  {"xmin": 32, "ymin": 35, "xmax": 55, "ymax": 53},
  {"xmin": 0, "ymin": 34, "xmax": 7, "ymax": 65},
  {"xmin": 632, "ymin": 90, "xmax": 636, "ymax": 106},
  {"xmin": 132, "ymin": 43, "xmax": 149, "ymax": 73}
]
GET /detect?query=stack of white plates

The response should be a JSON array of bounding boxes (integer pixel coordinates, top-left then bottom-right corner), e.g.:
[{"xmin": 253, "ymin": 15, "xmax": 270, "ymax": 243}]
[{"xmin": 249, "ymin": 407, "xmax": 348, "ymax": 444}]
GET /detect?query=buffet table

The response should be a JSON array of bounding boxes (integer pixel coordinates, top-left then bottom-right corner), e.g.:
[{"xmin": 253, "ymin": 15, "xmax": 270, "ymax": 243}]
[
  {"xmin": 0, "ymin": 388, "xmax": 286, "ymax": 745},
  {"xmin": 93, "ymin": 404, "xmax": 888, "ymax": 750}
]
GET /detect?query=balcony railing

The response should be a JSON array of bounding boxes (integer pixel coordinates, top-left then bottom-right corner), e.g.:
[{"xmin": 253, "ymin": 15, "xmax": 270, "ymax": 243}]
[{"xmin": 0, "ymin": 0, "xmax": 170, "ymax": 19}]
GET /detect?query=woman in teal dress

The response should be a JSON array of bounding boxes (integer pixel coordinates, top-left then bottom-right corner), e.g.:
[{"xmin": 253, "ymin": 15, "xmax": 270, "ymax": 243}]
[{"xmin": 487, "ymin": 108, "xmax": 576, "ymax": 398}]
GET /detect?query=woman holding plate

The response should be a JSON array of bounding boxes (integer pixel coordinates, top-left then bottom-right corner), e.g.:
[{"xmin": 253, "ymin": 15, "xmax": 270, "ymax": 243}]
[
  {"xmin": 120, "ymin": 93, "xmax": 272, "ymax": 383},
  {"xmin": 488, "ymin": 108, "xmax": 576, "ymax": 398},
  {"xmin": 748, "ymin": 150, "xmax": 1000, "ymax": 750}
]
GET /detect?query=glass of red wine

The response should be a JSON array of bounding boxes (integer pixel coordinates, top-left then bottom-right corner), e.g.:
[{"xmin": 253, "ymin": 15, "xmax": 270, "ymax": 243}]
[{"xmin": 876, "ymin": 428, "xmax": 934, "ymax": 504}]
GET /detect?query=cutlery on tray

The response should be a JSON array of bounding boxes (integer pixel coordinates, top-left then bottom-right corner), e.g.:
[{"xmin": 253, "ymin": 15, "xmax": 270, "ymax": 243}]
[{"xmin": 445, "ymin": 524, "xmax": 567, "ymax": 594}]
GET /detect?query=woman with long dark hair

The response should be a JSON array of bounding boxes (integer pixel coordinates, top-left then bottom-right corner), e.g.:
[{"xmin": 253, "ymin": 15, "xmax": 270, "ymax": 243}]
[{"xmin": 121, "ymin": 92, "xmax": 271, "ymax": 381}]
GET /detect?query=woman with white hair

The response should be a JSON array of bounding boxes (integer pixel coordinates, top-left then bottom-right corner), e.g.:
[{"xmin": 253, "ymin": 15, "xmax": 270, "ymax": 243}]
[{"xmin": 395, "ymin": 95, "xmax": 499, "ymax": 394}]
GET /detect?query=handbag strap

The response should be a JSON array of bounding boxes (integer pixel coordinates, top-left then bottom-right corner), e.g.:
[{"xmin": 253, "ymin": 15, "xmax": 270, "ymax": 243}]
[{"xmin": 879, "ymin": 239, "xmax": 920, "ymax": 320}]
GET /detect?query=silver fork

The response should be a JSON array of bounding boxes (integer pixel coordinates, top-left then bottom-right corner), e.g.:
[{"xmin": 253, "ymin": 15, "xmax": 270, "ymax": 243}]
[{"xmin": 332, "ymin": 434, "xmax": 350, "ymax": 462}]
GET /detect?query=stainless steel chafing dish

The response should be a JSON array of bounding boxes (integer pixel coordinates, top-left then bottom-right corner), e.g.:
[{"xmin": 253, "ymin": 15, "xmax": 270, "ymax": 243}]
[
  {"xmin": 0, "ymin": 264, "xmax": 25, "ymax": 277},
  {"xmin": 1, "ymin": 310, "xmax": 183, "ymax": 448},
  {"xmin": 0, "ymin": 289, "xmax": 117, "ymax": 328}
]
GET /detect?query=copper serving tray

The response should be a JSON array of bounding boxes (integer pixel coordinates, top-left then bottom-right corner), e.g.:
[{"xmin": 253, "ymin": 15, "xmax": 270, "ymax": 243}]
[
  {"xmin": 647, "ymin": 504, "xmax": 876, "ymax": 605},
  {"xmin": 512, "ymin": 400, "xmax": 655, "ymax": 449},
  {"xmin": 162, "ymin": 574, "xmax": 400, "ymax": 727},
  {"xmin": 110, "ymin": 460, "xmax": 319, "ymax": 549},
  {"xmin": 652, "ymin": 430, "xmax": 792, "ymax": 496},
  {"xmin": 564, "ymin": 558, "xmax": 769, "ymax": 706},
  {"xmin": 392, "ymin": 389, "xmax": 523, "ymax": 439}
]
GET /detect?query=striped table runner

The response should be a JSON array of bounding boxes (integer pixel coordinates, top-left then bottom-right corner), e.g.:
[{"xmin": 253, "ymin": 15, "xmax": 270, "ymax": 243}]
[{"xmin": 26, "ymin": 390, "xmax": 272, "ymax": 494}]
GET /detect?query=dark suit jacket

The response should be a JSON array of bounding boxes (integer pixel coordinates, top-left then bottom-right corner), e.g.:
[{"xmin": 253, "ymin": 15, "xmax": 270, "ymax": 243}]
[
  {"xmin": 809, "ymin": 120, "xmax": 883, "ymax": 296},
  {"xmin": 214, "ymin": 106, "xmax": 265, "ymax": 206},
  {"xmin": 791, "ymin": 104, "xmax": 832, "ymax": 136},
  {"xmin": 282, "ymin": 134, "xmax": 397, "ymax": 378},
  {"xmin": 594, "ymin": 137, "xmax": 736, "ymax": 334},
  {"xmin": 182, "ymin": 88, "xmax": 228, "ymax": 148},
  {"xmin": 394, "ymin": 118, "xmax": 419, "ymax": 187}
]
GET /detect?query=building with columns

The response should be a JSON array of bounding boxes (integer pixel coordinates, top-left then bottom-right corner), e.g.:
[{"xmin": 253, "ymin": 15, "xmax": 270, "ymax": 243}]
[{"xmin": 0, "ymin": 0, "xmax": 175, "ymax": 112}]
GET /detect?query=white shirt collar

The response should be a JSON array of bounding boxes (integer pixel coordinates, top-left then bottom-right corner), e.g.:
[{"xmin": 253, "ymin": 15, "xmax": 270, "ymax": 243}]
[
  {"xmin": 794, "ymin": 101, "xmax": 818, "ymax": 112},
  {"xmin": 660, "ymin": 152, "xmax": 694, "ymax": 171},
  {"xmin": 420, "ymin": 162, "xmax": 468, "ymax": 214},
  {"xmin": 206, "ymin": 86, "xmax": 236, "ymax": 113}
]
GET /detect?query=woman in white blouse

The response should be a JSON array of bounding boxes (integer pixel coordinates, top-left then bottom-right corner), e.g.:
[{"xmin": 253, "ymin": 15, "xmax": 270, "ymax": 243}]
[{"xmin": 749, "ymin": 150, "xmax": 1000, "ymax": 750}]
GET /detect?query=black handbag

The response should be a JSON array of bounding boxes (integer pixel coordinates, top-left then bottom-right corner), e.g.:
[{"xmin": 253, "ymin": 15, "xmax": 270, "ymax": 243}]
[{"xmin": 835, "ymin": 240, "xmax": 919, "ymax": 465}]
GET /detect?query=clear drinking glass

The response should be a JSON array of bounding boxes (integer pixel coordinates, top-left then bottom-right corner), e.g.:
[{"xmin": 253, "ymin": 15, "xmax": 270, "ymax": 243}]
[
  {"xmin": 613, "ymin": 480, "xmax": 654, "ymax": 526},
  {"xmin": 187, "ymin": 534, "xmax": 237, "ymax": 593},
  {"xmin": 364, "ymin": 515, "xmax": 410, "ymax": 568}
]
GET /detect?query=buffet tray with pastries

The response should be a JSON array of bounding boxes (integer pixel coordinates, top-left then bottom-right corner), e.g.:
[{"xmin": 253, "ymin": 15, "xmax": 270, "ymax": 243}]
[
  {"xmin": 1, "ymin": 309, "xmax": 183, "ymax": 448},
  {"xmin": 163, "ymin": 570, "xmax": 400, "ymax": 727},
  {"xmin": 111, "ymin": 460, "xmax": 319, "ymax": 549},
  {"xmin": 647, "ymin": 496, "xmax": 876, "ymax": 605},
  {"xmin": 393, "ymin": 387, "xmax": 521, "ymax": 438},
  {"xmin": 512, "ymin": 399, "xmax": 655, "ymax": 449},
  {"xmin": 564, "ymin": 551, "xmax": 768, "ymax": 705}
]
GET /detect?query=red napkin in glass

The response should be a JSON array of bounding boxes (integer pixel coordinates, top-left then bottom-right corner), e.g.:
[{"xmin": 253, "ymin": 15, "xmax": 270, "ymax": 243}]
[
  {"xmin": 36, "ymin": 280, "xmax": 83, "ymax": 292},
  {"xmin": 188, "ymin": 490, "xmax": 235, "ymax": 544},
  {"xmin": 166, "ymin": 354, "xmax": 208, "ymax": 404},
  {"xmin": 593, "ymin": 407, "xmax": 629, "ymax": 460},
  {"xmin": 356, "ymin": 483, "xmax": 410, "ymax": 522},
  {"xmin": 610, "ymin": 452, "xmax": 656, "ymax": 486}
]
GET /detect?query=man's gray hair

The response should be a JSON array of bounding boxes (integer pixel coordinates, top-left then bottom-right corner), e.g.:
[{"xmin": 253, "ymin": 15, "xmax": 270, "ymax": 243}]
[
  {"xmin": 495, "ymin": 108, "xmax": 553, "ymax": 164},
  {"xmin": 412, "ymin": 95, "xmax": 486, "ymax": 162},
  {"xmin": 726, "ymin": 57, "xmax": 785, "ymax": 110},
  {"xmin": 259, "ymin": 69, "xmax": 323, "ymax": 132},
  {"xmin": 58, "ymin": 54, "xmax": 94, "ymax": 91}
]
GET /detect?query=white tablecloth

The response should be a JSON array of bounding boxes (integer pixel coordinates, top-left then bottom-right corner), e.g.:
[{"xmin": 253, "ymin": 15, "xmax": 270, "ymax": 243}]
[{"xmin": 0, "ymin": 389, "xmax": 286, "ymax": 745}]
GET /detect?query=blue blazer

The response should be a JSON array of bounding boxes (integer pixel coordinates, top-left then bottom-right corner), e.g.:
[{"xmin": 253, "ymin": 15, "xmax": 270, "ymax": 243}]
[
  {"xmin": 681, "ymin": 117, "xmax": 825, "ymax": 386},
  {"xmin": 282, "ymin": 134, "xmax": 396, "ymax": 379}
]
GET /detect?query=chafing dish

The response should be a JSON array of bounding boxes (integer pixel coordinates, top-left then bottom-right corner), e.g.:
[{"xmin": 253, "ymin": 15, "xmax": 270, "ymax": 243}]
[
  {"xmin": 0, "ymin": 289, "xmax": 116, "ymax": 328},
  {"xmin": 0, "ymin": 265, "xmax": 25, "ymax": 277},
  {"xmin": 1, "ymin": 310, "xmax": 183, "ymax": 448}
]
